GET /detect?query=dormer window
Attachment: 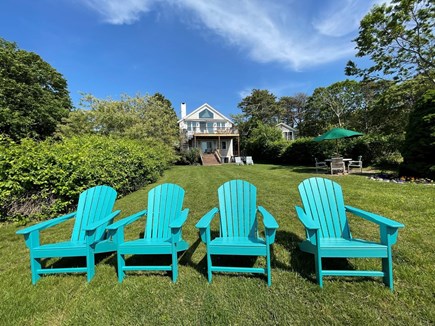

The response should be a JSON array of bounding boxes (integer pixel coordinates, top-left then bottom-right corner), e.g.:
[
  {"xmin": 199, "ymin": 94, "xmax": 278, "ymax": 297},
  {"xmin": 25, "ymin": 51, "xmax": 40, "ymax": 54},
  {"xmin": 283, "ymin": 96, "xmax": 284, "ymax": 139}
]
[{"xmin": 199, "ymin": 109, "xmax": 214, "ymax": 119}]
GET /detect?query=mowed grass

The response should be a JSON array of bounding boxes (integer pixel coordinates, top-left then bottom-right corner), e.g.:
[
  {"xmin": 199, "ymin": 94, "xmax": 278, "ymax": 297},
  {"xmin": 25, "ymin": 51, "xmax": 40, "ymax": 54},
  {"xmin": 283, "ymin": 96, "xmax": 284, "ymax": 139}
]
[{"xmin": 1, "ymin": 164, "xmax": 434, "ymax": 325}]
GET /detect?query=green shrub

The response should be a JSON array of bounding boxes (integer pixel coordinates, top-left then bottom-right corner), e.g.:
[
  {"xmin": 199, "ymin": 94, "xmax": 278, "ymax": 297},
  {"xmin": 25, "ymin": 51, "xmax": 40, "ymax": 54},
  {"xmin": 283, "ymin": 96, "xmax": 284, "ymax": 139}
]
[
  {"xmin": 177, "ymin": 148, "xmax": 201, "ymax": 165},
  {"xmin": 0, "ymin": 135, "xmax": 175, "ymax": 222},
  {"xmin": 256, "ymin": 135, "xmax": 403, "ymax": 167},
  {"xmin": 400, "ymin": 90, "xmax": 435, "ymax": 179}
]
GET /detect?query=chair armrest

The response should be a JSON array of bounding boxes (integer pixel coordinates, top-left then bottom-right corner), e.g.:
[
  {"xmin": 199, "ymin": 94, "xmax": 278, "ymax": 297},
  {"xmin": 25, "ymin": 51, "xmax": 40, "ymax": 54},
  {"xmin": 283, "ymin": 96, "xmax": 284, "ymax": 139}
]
[
  {"xmin": 345, "ymin": 206, "xmax": 404, "ymax": 229},
  {"xmin": 106, "ymin": 209, "xmax": 147, "ymax": 231},
  {"xmin": 170, "ymin": 208, "xmax": 189, "ymax": 229},
  {"xmin": 16, "ymin": 212, "xmax": 77, "ymax": 235},
  {"xmin": 195, "ymin": 207, "xmax": 219, "ymax": 229},
  {"xmin": 196, "ymin": 207, "xmax": 219, "ymax": 243},
  {"xmin": 258, "ymin": 206, "xmax": 278, "ymax": 244},
  {"xmin": 84, "ymin": 210, "xmax": 121, "ymax": 231},
  {"xmin": 295, "ymin": 206, "xmax": 319, "ymax": 230},
  {"xmin": 257, "ymin": 206, "xmax": 279, "ymax": 229}
]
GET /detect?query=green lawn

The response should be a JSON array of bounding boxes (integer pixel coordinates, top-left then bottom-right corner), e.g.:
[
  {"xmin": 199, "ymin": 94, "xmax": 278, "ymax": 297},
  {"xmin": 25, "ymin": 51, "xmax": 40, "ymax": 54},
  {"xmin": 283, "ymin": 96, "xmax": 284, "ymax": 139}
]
[{"xmin": 2, "ymin": 164, "xmax": 434, "ymax": 325}]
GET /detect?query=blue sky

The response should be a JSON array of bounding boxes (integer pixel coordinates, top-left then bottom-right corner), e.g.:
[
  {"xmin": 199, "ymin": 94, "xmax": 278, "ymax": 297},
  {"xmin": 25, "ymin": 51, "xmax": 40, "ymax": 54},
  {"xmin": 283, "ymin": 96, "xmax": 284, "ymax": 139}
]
[{"xmin": 0, "ymin": 0, "xmax": 386, "ymax": 118}]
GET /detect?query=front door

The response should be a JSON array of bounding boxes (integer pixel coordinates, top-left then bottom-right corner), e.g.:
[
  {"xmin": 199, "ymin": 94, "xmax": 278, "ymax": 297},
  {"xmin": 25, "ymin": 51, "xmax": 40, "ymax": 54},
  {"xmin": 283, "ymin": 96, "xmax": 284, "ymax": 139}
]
[{"xmin": 201, "ymin": 141, "xmax": 213, "ymax": 153}]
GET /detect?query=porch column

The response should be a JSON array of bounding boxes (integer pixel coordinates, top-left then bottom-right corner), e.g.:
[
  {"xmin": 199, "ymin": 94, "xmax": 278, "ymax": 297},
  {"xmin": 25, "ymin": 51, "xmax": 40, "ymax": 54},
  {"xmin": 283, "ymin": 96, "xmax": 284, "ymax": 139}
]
[{"xmin": 237, "ymin": 135, "xmax": 240, "ymax": 156}]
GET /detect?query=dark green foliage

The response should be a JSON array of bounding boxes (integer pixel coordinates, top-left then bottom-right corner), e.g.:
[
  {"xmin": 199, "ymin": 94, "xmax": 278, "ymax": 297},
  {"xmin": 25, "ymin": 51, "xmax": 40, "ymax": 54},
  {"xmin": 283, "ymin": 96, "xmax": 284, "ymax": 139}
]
[
  {"xmin": 0, "ymin": 38, "xmax": 72, "ymax": 140},
  {"xmin": 400, "ymin": 90, "xmax": 435, "ymax": 178},
  {"xmin": 244, "ymin": 123, "xmax": 285, "ymax": 163},
  {"xmin": 177, "ymin": 148, "xmax": 201, "ymax": 165},
  {"xmin": 252, "ymin": 135, "xmax": 403, "ymax": 167},
  {"xmin": 281, "ymin": 137, "xmax": 335, "ymax": 165},
  {"xmin": 0, "ymin": 135, "xmax": 175, "ymax": 222},
  {"xmin": 346, "ymin": 0, "xmax": 435, "ymax": 85}
]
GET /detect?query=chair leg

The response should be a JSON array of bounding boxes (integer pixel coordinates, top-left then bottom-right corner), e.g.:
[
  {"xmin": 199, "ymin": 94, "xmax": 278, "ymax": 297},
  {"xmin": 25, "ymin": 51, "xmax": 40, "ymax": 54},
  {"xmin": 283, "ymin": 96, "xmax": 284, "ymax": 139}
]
[
  {"xmin": 207, "ymin": 251, "xmax": 212, "ymax": 283},
  {"xmin": 86, "ymin": 251, "xmax": 95, "ymax": 282},
  {"xmin": 382, "ymin": 253, "xmax": 394, "ymax": 291},
  {"xmin": 266, "ymin": 246, "xmax": 272, "ymax": 287},
  {"xmin": 118, "ymin": 253, "xmax": 126, "ymax": 283},
  {"xmin": 172, "ymin": 249, "xmax": 178, "ymax": 283},
  {"xmin": 30, "ymin": 256, "xmax": 41, "ymax": 285},
  {"xmin": 314, "ymin": 253, "xmax": 323, "ymax": 288}
]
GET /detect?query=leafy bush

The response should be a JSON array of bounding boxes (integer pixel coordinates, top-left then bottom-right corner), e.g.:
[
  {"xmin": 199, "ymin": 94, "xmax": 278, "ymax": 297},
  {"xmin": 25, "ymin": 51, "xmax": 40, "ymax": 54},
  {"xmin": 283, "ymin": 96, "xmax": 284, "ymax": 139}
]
[
  {"xmin": 254, "ymin": 134, "xmax": 403, "ymax": 167},
  {"xmin": 177, "ymin": 148, "xmax": 201, "ymax": 165},
  {"xmin": 400, "ymin": 90, "xmax": 435, "ymax": 179},
  {"xmin": 0, "ymin": 135, "xmax": 175, "ymax": 222}
]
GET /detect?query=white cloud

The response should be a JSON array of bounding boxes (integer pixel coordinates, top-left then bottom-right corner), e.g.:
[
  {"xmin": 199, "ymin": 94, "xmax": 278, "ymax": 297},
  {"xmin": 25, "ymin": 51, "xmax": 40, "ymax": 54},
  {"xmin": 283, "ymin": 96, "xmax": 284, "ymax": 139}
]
[
  {"xmin": 80, "ymin": 0, "xmax": 384, "ymax": 69},
  {"xmin": 81, "ymin": 0, "xmax": 155, "ymax": 24},
  {"xmin": 312, "ymin": 0, "xmax": 389, "ymax": 37}
]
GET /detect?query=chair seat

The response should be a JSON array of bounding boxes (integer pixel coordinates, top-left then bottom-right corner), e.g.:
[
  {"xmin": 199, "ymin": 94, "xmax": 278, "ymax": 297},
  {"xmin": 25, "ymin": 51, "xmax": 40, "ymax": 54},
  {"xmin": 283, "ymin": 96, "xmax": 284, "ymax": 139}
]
[
  {"xmin": 300, "ymin": 237, "xmax": 388, "ymax": 258},
  {"xmin": 209, "ymin": 237, "xmax": 267, "ymax": 256},
  {"xmin": 119, "ymin": 238, "xmax": 189, "ymax": 255},
  {"xmin": 32, "ymin": 239, "xmax": 115, "ymax": 258}
]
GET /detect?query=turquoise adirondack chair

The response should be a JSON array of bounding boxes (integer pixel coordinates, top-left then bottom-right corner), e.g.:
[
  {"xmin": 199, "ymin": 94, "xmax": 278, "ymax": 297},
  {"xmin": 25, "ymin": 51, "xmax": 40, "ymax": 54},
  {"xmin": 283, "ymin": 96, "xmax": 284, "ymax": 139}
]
[
  {"xmin": 295, "ymin": 177, "xmax": 404, "ymax": 291},
  {"xmin": 196, "ymin": 180, "xmax": 279, "ymax": 286},
  {"xmin": 16, "ymin": 185, "xmax": 120, "ymax": 284},
  {"xmin": 107, "ymin": 183, "xmax": 189, "ymax": 283}
]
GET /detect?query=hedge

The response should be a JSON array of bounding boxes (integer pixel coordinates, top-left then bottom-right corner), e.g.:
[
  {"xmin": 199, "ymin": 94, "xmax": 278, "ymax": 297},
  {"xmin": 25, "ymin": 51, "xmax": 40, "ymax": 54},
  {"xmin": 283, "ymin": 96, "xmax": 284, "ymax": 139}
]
[
  {"xmin": 0, "ymin": 135, "xmax": 175, "ymax": 223},
  {"xmin": 246, "ymin": 135, "xmax": 404, "ymax": 167}
]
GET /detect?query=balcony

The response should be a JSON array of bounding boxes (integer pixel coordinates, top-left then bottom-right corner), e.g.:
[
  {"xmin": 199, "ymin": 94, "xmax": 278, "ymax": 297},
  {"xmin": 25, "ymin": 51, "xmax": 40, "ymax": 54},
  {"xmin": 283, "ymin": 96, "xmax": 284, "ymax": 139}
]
[{"xmin": 186, "ymin": 127, "xmax": 239, "ymax": 138}]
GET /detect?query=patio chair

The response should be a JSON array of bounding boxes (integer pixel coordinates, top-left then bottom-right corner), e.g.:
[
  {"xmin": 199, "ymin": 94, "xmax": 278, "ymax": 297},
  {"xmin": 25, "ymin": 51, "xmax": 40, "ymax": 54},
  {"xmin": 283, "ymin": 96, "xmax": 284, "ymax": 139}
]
[
  {"xmin": 196, "ymin": 180, "xmax": 279, "ymax": 286},
  {"xmin": 107, "ymin": 183, "xmax": 189, "ymax": 283},
  {"xmin": 235, "ymin": 157, "xmax": 244, "ymax": 165},
  {"xmin": 16, "ymin": 185, "xmax": 120, "ymax": 284},
  {"xmin": 348, "ymin": 156, "xmax": 363, "ymax": 173},
  {"xmin": 246, "ymin": 156, "xmax": 254, "ymax": 165},
  {"xmin": 295, "ymin": 177, "xmax": 404, "ymax": 291},
  {"xmin": 330, "ymin": 157, "xmax": 346, "ymax": 175},
  {"xmin": 315, "ymin": 158, "xmax": 327, "ymax": 173}
]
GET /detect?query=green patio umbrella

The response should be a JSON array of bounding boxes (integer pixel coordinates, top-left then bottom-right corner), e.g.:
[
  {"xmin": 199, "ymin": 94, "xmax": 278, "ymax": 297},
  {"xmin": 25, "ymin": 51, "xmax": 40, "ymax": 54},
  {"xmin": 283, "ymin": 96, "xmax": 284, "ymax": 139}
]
[{"xmin": 313, "ymin": 128, "xmax": 363, "ymax": 155}]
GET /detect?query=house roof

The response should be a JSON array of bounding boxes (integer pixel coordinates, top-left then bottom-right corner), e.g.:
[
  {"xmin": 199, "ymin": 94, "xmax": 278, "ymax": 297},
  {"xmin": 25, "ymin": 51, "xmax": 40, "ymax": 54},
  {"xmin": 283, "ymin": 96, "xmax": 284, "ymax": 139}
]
[
  {"xmin": 177, "ymin": 103, "xmax": 234, "ymax": 124},
  {"xmin": 277, "ymin": 122, "xmax": 297, "ymax": 132}
]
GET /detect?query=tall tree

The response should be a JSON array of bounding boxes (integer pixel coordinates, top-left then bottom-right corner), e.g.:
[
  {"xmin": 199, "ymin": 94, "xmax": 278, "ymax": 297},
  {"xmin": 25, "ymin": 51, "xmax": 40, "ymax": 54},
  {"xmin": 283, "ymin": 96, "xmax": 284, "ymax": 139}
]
[
  {"xmin": 278, "ymin": 93, "xmax": 308, "ymax": 128},
  {"xmin": 307, "ymin": 80, "xmax": 363, "ymax": 131},
  {"xmin": 0, "ymin": 38, "xmax": 72, "ymax": 140},
  {"xmin": 401, "ymin": 89, "xmax": 435, "ymax": 178},
  {"xmin": 346, "ymin": 0, "xmax": 435, "ymax": 85},
  {"xmin": 58, "ymin": 93, "xmax": 179, "ymax": 146},
  {"xmin": 237, "ymin": 89, "xmax": 281, "ymax": 126}
]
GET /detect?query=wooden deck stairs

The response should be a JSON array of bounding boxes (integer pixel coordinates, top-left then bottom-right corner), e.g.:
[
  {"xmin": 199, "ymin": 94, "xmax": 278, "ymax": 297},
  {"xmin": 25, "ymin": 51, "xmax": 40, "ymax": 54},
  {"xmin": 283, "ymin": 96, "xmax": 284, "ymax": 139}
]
[{"xmin": 202, "ymin": 153, "xmax": 221, "ymax": 166}]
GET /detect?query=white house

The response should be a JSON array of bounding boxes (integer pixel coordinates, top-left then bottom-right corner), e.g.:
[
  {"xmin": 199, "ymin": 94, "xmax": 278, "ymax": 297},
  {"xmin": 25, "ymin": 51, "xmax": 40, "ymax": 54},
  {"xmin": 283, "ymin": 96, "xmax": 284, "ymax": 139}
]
[
  {"xmin": 178, "ymin": 103, "xmax": 240, "ymax": 163},
  {"xmin": 277, "ymin": 122, "xmax": 297, "ymax": 140}
]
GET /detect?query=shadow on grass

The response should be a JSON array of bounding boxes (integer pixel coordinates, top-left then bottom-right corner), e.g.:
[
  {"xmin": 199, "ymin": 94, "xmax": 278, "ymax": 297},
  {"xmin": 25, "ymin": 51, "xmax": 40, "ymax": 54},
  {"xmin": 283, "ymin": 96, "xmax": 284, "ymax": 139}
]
[{"xmin": 275, "ymin": 230, "xmax": 366, "ymax": 285}]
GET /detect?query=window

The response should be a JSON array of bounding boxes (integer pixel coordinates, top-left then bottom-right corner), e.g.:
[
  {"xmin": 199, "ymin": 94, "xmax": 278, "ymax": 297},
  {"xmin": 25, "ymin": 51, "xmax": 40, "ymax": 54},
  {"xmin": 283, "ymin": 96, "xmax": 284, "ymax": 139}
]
[
  {"xmin": 199, "ymin": 109, "xmax": 214, "ymax": 119},
  {"xmin": 221, "ymin": 141, "xmax": 227, "ymax": 150},
  {"xmin": 284, "ymin": 131, "xmax": 293, "ymax": 140}
]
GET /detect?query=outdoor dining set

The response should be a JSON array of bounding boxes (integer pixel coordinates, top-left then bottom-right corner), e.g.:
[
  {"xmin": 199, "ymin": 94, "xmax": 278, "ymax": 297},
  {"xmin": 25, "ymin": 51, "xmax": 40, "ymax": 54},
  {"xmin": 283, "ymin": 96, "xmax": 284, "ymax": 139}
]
[{"xmin": 315, "ymin": 156, "xmax": 363, "ymax": 174}]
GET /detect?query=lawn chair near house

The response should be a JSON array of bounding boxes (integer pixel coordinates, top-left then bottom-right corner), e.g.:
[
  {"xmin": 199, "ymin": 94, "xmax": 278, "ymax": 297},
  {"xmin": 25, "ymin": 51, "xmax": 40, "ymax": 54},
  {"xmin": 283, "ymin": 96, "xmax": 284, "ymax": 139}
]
[
  {"xmin": 348, "ymin": 156, "xmax": 363, "ymax": 173},
  {"xmin": 235, "ymin": 157, "xmax": 244, "ymax": 165},
  {"xmin": 196, "ymin": 180, "xmax": 279, "ymax": 286},
  {"xmin": 16, "ymin": 185, "xmax": 120, "ymax": 284},
  {"xmin": 295, "ymin": 177, "xmax": 404, "ymax": 291},
  {"xmin": 246, "ymin": 156, "xmax": 254, "ymax": 165},
  {"xmin": 107, "ymin": 183, "xmax": 189, "ymax": 283}
]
